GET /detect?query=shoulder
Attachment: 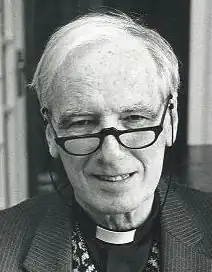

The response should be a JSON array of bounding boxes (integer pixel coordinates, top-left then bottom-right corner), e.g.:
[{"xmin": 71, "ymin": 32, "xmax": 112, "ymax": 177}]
[
  {"xmin": 0, "ymin": 193, "xmax": 62, "ymax": 252},
  {"xmin": 169, "ymin": 181, "xmax": 212, "ymax": 228},
  {"xmin": 159, "ymin": 180, "xmax": 212, "ymax": 239},
  {"xmin": 170, "ymin": 182, "xmax": 212, "ymax": 207},
  {"xmin": 0, "ymin": 192, "xmax": 59, "ymax": 223},
  {"xmin": 0, "ymin": 192, "xmax": 73, "ymax": 270},
  {"xmin": 160, "ymin": 176, "xmax": 212, "ymax": 206}
]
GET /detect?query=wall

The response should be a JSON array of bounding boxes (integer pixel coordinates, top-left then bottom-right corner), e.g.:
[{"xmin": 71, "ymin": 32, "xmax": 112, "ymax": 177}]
[
  {"xmin": 188, "ymin": 0, "xmax": 212, "ymax": 144},
  {"xmin": 0, "ymin": 0, "xmax": 28, "ymax": 209}
]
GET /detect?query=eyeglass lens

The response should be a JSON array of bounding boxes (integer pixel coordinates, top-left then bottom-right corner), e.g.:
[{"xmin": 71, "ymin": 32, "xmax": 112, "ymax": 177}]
[{"xmin": 64, "ymin": 130, "xmax": 156, "ymax": 155}]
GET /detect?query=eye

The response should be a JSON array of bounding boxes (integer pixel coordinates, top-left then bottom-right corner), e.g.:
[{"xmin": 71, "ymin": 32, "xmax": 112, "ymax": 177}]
[
  {"xmin": 121, "ymin": 114, "xmax": 148, "ymax": 128},
  {"xmin": 65, "ymin": 118, "xmax": 99, "ymax": 135},
  {"xmin": 123, "ymin": 115, "xmax": 145, "ymax": 122},
  {"xmin": 68, "ymin": 119, "xmax": 99, "ymax": 131},
  {"xmin": 71, "ymin": 120, "xmax": 93, "ymax": 126}
]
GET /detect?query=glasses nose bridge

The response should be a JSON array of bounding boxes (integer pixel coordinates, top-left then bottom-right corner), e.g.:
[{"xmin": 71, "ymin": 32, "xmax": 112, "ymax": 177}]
[
  {"xmin": 99, "ymin": 127, "xmax": 120, "ymax": 145},
  {"xmin": 100, "ymin": 127, "xmax": 119, "ymax": 138},
  {"xmin": 98, "ymin": 127, "xmax": 124, "ymax": 158}
]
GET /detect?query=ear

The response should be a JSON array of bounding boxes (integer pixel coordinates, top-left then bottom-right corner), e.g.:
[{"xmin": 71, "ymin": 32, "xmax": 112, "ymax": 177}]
[
  {"xmin": 45, "ymin": 123, "xmax": 59, "ymax": 158},
  {"xmin": 164, "ymin": 99, "xmax": 178, "ymax": 147}
]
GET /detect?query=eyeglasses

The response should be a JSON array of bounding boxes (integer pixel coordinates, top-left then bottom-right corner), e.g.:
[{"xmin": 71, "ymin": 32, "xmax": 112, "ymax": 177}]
[{"xmin": 42, "ymin": 94, "xmax": 173, "ymax": 156}]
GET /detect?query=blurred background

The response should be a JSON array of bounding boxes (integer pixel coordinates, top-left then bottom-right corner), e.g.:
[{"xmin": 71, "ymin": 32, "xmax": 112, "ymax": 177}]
[{"xmin": 1, "ymin": 0, "xmax": 212, "ymax": 210}]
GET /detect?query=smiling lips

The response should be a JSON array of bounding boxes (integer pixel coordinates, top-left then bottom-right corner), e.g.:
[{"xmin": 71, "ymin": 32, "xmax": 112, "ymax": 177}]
[{"xmin": 95, "ymin": 173, "xmax": 134, "ymax": 182}]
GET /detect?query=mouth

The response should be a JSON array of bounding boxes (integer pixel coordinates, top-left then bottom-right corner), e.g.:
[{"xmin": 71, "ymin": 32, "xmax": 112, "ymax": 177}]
[{"xmin": 94, "ymin": 172, "xmax": 135, "ymax": 182}]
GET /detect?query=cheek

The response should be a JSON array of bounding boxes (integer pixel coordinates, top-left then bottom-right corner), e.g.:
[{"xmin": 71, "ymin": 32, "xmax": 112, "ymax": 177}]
[
  {"xmin": 134, "ymin": 138, "xmax": 166, "ymax": 178},
  {"xmin": 59, "ymin": 151, "xmax": 89, "ymax": 188}
]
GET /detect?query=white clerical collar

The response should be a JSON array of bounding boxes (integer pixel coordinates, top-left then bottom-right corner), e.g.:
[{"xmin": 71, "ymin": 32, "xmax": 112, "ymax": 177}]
[{"xmin": 96, "ymin": 225, "xmax": 136, "ymax": 244}]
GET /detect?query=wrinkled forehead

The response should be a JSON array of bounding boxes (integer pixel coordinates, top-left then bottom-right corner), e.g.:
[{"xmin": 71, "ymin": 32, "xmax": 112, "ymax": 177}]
[
  {"xmin": 49, "ymin": 37, "xmax": 161, "ymax": 116},
  {"xmin": 58, "ymin": 35, "xmax": 157, "ymax": 81}
]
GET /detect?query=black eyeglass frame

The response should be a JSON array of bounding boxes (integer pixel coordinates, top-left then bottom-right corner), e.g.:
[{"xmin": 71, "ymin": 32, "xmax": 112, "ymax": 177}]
[{"xmin": 42, "ymin": 94, "xmax": 173, "ymax": 156}]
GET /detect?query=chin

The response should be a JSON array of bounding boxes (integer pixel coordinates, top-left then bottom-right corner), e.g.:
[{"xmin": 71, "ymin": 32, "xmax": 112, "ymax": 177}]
[{"xmin": 91, "ymin": 196, "xmax": 144, "ymax": 214}]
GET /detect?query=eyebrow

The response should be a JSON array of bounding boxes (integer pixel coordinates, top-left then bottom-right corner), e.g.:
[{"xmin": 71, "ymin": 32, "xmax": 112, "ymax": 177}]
[
  {"xmin": 57, "ymin": 110, "xmax": 95, "ymax": 127},
  {"xmin": 57, "ymin": 102, "xmax": 161, "ymax": 127},
  {"xmin": 118, "ymin": 103, "xmax": 160, "ymax": 118}
]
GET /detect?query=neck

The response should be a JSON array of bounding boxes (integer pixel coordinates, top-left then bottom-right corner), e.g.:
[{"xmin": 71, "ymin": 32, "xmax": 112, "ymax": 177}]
[{"xmin": 75, "ymin": 195, "xmax": 154, "ymax": 231}]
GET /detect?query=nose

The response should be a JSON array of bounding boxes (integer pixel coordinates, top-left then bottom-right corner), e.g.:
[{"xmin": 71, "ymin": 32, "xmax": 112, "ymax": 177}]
[{"xmin": 99, "ymin": 134, "xmax": 124, "ymax": 162}]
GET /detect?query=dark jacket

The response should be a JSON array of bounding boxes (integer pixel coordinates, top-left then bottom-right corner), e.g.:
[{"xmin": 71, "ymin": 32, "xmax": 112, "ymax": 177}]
[{"xmin": 0, "ymin": 181, "xmax": 212, "ymax": 272}]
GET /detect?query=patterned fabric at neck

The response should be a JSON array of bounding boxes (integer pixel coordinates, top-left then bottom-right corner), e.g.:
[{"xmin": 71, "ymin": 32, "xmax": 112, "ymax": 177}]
[{"xmin": 72, "ymin": 221, "xmax": 160, "ymax": 271}]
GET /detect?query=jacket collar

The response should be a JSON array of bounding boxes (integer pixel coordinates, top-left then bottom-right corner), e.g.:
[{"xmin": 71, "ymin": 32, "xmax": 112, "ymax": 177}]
[
  {"xmin": 19, "ymin": 193, "xmax": 74, "ymax": 272},
  {"xmin": 158, "ymin": 181, "xmax": 212, "ymax": 271},
  {"xmin": 19, "ymin": 182, "xmax": 212, "ymax": 272}
]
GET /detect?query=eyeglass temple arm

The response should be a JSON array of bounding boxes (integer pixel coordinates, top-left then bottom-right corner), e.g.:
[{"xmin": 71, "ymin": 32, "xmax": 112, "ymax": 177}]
[
  {"xmin": 160, "ymin": 94, "xmax": 174, "ymax": 125},
  {"xmin": 41, "ymin": 107, "xmax": 58, "ymax": 138}
]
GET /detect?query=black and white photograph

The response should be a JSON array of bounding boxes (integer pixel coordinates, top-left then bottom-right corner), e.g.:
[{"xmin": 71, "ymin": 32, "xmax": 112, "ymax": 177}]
[{"xmin": 0, "ymin": 1, "xmax": 212, "ymax": 271}]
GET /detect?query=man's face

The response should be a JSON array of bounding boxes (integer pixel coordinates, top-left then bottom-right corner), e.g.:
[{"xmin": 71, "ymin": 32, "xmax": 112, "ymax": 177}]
[{"xmin": 49, "ymin": 38, "xmax": 170, "ymax": 214}]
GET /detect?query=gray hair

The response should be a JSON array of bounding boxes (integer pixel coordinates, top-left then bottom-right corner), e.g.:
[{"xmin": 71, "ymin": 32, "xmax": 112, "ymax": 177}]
[{"xmin": 31, "ymin": 11, "xmax": 180, "ymax": 108}]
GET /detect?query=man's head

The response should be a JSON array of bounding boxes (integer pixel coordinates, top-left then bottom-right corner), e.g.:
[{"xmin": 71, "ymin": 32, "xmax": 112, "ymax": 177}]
[{"xmin": 32, "ymin": 11, "xmax": 179, "ymax": 215}]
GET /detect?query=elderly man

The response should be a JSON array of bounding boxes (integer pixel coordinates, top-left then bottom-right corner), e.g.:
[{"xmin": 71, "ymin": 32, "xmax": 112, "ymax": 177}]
[{"xmin": 0, "ymin": 11, "xmax": 212, "ymax": 272}]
